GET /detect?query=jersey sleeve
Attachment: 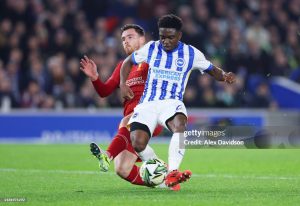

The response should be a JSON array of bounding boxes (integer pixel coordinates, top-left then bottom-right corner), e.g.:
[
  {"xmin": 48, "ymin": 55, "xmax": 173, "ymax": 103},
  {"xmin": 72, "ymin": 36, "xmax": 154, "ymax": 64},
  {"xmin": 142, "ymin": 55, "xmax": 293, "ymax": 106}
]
[
  {"xmin": 131, "ymin": 41, "xmax": 155, "ymax": 65},
  {"xmin": 108, "ymin": 61, "xmax": 122, "ymax": 85},
  {"xmin": 91, "ymin": 61, "xmax": 122, "ymax": 97},
  {"xmin": 192, "ymin": 46, "xmax": 213, "ymax": 73}
]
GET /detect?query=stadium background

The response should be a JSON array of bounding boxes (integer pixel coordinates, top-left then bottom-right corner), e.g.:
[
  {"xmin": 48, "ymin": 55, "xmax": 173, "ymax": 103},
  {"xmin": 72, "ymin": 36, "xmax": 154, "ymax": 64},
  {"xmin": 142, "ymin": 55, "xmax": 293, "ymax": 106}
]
[
  {"xmin": 1, "ymin": 1, "xmax": 300, "ymax": 205},
  {"xmin": 0, "ymin": 0, "xmax": 299, "ymax": 141}
]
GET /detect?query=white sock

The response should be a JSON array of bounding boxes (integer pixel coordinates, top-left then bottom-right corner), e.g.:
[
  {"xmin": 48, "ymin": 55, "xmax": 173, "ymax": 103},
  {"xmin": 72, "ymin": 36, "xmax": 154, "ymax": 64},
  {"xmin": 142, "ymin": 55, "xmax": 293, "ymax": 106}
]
[
  {"xmin": 168, "ymin": 133, "xmax": 185, "ymax": 172},
  {"xmin": 157, "ymin": 182, "xmax": 168, "ymax": 188},
  {"xmin": 138, "ymin": 145, "xmax": 157, "ymax": 161}
]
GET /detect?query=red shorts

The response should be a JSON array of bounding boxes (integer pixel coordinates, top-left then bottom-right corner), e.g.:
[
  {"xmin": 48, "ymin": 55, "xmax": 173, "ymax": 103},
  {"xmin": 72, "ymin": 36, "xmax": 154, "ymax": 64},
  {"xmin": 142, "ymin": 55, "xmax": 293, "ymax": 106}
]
[{"xmin": 153, "ymin": 125, "xmax": 163, "ymax": 137}]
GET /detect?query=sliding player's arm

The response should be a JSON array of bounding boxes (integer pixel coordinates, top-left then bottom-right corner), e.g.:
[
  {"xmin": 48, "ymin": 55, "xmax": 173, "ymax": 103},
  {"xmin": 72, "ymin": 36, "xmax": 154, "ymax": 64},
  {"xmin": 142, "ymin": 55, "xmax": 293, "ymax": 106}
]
[
  {"xmin": 120, "ymin": 54, "xmax": 134, "ymax": 100},
  {"xmin": 91, "ymin": 62, "xmax": 122, "ymax": 97},
  {"xmin": 80, "ymin": 55, "xmax": 120, "ymax": 97}
]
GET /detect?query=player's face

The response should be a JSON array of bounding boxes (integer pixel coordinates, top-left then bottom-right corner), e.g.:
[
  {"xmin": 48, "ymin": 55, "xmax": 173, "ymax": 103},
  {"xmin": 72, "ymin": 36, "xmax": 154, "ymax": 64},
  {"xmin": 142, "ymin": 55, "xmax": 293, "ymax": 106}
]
[
  {"xmin": 159, "ymin": 28, "xmax": 182, "ymax": 51},
  {"xmin": 121, "ymin": 28, "xmax": 145, "ymax": 55}
]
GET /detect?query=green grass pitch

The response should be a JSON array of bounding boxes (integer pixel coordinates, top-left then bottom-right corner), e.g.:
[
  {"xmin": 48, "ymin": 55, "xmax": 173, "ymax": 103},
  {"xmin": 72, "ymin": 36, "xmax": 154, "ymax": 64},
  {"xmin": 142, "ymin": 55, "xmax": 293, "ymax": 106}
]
[{"xmin": 0, "ymin": 144, "xmax": 300, "ymax": 205}]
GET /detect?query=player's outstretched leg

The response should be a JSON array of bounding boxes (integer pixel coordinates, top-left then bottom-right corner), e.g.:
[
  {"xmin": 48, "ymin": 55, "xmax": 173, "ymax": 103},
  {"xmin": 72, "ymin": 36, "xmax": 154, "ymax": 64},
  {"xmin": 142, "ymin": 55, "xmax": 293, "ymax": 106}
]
[
  {"xmin": 89, "ymin": 125, "xmax": 131, "ymax": 172},
  {"xmin": 90, "ymin": 142, "xmax": 111, "ymax": 172}
]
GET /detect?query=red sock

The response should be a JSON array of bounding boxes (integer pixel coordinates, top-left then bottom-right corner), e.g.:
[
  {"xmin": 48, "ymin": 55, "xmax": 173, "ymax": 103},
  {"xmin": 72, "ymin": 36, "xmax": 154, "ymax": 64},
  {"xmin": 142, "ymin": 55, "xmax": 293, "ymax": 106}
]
[
  {"xmin": 125, "ymin": 165, "xmax": 145, "ymax": 186},
  {"xmin": 106, "ymin": 127, "xmax": 130, "ymax": 160}
]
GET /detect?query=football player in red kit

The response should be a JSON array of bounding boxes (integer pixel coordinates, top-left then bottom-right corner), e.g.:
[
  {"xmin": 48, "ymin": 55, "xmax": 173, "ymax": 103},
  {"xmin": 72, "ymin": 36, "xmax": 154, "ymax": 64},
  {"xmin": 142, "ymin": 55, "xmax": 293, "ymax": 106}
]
[{"xmin": 80, "ymin": 24, "xmax": 169, "ymax": 188}]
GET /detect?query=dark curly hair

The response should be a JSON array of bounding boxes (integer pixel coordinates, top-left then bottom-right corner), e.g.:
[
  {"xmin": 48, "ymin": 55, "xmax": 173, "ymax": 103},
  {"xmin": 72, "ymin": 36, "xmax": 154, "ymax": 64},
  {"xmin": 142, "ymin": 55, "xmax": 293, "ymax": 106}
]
[{"xmin": 158, "ymin": 14, "xmax": 183, "ymax": 31}]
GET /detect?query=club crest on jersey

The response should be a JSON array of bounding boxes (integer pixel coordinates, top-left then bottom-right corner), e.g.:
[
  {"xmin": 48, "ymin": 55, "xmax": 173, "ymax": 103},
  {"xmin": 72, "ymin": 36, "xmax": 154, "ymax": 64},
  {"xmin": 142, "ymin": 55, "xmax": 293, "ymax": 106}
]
[{"xmin": 175, "ymin": 58, "xmax": 185, "ymax": 68}]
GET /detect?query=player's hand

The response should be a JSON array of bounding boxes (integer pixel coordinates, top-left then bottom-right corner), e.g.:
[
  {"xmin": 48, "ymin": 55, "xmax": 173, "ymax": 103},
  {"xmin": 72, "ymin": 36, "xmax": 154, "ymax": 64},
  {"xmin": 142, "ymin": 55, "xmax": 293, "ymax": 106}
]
[
  {"xmin": 120, "ymin": 83, "xmax": 134, "ymax": 100},
  {"xmin": 224, "ymin": 72, "xmax": 236, "ymax": 84},
  {"xmin": 80, "ymin": 55, "xmax": 99, "ymax": 81}
]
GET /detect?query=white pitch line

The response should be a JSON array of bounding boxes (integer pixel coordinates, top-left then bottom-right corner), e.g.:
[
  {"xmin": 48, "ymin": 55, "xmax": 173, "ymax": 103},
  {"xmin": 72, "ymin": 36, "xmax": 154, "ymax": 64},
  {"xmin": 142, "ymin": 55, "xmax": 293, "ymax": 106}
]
[
  {"xmin": 0, "ymin": 168, "xmax": 299, "ymax": 180},
  {"xmin": 192, "ymin": 173, "xmax": 300, "ymax": 180},
  {"xmin": 0, "ymin": 168, "xmax": 111, "ymax": 175}
]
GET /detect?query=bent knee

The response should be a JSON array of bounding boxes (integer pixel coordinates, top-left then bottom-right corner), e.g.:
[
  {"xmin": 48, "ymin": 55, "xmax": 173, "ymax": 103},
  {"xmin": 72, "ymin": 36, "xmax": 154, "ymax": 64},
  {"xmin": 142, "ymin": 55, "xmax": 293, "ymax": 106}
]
[
  {"xmin": 132, "ymin": 141, "xmax": 146, "ymax": 153},
  {"xmin": 115, "ymin": 164, "xmax": 131, "ymax": 178},
  {"xmin": 130, "ymin": 130, "xmax": 149, "ymax": 152}
]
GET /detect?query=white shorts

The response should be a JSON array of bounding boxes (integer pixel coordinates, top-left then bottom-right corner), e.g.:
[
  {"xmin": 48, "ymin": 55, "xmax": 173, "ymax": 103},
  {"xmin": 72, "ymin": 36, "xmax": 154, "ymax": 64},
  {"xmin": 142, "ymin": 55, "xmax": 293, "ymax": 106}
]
[{"xmin": 128, "ymin": 99, "xmax": 188, "ymax": 135}]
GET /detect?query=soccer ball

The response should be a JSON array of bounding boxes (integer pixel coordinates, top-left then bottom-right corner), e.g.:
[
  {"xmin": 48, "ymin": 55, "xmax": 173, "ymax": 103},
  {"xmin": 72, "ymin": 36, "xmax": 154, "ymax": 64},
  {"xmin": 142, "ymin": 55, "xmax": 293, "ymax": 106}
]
[{"xmin": 139, "ymin": 158, "xmax": 168, "ymax": 186}]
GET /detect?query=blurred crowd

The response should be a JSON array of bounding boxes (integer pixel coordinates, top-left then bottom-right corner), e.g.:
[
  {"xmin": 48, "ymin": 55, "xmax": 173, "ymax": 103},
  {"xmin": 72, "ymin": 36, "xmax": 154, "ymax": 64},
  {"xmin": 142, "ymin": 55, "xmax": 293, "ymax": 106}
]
[{"xmin": 0, "ymin": 0, "xmax": 299, "ymax": 110}]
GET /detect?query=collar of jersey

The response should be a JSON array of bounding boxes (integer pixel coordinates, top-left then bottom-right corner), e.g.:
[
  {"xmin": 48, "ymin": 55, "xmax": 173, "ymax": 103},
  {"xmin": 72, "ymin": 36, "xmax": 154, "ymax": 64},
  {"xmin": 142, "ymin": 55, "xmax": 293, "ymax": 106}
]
[{"xmin": 159, "ymin": 41, "xmax": 183, "ymax": 53}]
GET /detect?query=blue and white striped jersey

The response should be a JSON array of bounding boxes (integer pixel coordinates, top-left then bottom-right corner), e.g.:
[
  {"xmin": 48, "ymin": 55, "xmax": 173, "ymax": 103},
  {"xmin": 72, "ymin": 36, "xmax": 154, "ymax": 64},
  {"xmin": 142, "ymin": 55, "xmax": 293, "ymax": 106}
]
[{"xmin": 132, "ymin": 40, "xmax": 213, "ymax": 103}]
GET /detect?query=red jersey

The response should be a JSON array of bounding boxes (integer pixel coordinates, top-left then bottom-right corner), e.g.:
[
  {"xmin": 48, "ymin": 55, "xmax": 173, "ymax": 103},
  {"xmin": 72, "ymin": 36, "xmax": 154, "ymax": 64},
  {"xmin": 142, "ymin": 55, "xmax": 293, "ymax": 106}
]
[{"xmin": 92, "ymin": 61, "xmax": 148, "ymax": 116}]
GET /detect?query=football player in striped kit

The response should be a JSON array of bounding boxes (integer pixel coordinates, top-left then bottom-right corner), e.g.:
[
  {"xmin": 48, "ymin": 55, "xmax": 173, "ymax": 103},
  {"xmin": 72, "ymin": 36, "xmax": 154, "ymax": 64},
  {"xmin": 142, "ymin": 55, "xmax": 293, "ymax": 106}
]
[{"xmin": 120, "ymin": 14, "xmax": 236, "ymax": 188}]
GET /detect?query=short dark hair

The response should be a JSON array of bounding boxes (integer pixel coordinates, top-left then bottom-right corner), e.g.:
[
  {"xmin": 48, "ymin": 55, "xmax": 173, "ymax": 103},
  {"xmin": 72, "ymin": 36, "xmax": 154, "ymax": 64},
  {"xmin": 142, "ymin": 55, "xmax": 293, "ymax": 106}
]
[
  {"xmin": 120, "ymin": 24, "xmax": 145, "ymax": 36},
  {"xmin": 158, "ymin": 14, "xmax": 183, "ymax": 31}
]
